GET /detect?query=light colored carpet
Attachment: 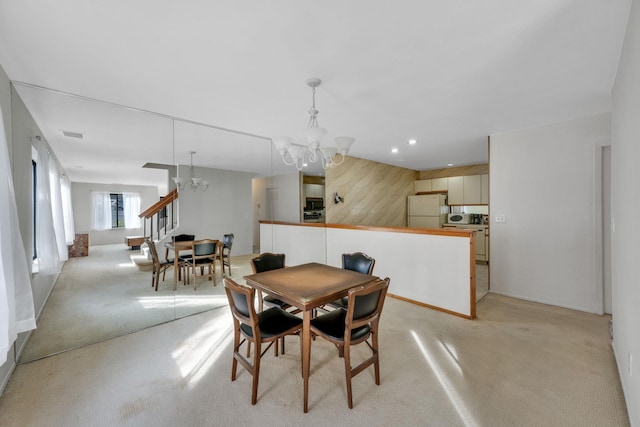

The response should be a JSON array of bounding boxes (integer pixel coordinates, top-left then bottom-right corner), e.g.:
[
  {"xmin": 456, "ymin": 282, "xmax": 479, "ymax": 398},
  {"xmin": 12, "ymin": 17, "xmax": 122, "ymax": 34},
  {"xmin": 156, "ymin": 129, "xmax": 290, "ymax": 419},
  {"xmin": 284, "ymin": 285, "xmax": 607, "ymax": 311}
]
[
  {"xmin": 0, "ymin": 293, "xmax": 629, "ymax": 426},
  {"xmin": 19, "ymin": 244, "xmax": 255, "ymax": 362}
]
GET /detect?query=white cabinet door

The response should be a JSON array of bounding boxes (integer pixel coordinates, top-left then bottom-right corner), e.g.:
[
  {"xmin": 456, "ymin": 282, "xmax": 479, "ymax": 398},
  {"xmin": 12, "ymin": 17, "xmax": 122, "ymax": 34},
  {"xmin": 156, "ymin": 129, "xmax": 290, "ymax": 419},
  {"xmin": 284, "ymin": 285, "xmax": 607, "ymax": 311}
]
[
  {"xmin": 448, "ymin": 176, "xmax": 463, "ymax": 205},
  {"xmin": 414, "ymin": 180, "xmax": 432, "ymax": 193},
  {"xmin": 463, "ymin": 175, "xmax": 482, "ymax": 204},
  {"xmin": 432, "ymin": 178, "xmax": 448, "ymax": 191}
]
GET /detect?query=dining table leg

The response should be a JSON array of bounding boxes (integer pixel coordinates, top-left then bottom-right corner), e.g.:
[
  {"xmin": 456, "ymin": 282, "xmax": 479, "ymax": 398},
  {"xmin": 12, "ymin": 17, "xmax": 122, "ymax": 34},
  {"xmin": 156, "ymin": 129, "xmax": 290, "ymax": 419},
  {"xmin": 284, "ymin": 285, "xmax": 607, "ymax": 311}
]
[{"xmin": 302, "ymin": 310, "xmax": 311, "ymax": 413}]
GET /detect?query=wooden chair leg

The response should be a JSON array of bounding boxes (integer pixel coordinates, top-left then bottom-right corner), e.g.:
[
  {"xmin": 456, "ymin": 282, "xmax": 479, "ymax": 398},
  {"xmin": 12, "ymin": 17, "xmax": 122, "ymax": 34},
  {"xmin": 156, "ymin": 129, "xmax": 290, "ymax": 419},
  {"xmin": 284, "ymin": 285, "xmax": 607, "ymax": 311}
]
[
  {"xmin": 372, "ymin": 332, "xmax": 380, "ymax": 385},
  {"xmin": 251, "ymin": 341, "xmax": 261, "ymax": 405},
  {"xmin": 344, "ymin": 344, "xmax": 353, "ymax": 409},
  {"xmin": 231, "ymin": 329, "xmax": 241, "ymax": 381}
]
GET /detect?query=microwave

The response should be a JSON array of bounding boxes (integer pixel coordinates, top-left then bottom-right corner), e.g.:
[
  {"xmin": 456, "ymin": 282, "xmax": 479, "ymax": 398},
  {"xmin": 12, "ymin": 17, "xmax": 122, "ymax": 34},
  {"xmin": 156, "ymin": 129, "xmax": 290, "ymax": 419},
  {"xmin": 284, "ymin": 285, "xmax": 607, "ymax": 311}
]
[
  {"xmin": 447, "ymin": 213, "xmax": 470, "ymax": 224},
  {"xmin": 305, "ymin": 197, "xmax": 324, "ymax": 211}
]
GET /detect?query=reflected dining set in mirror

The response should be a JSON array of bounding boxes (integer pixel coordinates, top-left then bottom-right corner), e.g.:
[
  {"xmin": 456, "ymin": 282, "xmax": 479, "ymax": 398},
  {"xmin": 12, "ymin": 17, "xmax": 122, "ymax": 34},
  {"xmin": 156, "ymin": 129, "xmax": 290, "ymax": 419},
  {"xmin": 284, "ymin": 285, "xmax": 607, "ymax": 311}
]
[
  {"xmin": 158, "ymin": 233, "xmax": 235, "ymax": 291},
  {"xmin": 237, "ymin": 253, "xmax": 390, "ymax": 412}
]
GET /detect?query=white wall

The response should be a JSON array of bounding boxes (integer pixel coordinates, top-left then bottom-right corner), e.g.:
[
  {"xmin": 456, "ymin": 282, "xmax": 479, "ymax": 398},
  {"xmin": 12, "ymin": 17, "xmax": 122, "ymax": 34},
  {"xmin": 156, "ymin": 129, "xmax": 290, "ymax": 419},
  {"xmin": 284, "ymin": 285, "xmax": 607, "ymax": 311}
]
[
  {"xmin": 253, "ymin": 172, "xmax": 303, "ymax": 252},
  {"xmin": 611, "ymin": 0, "xmax": 640, "ymax": 423},
  {"xmin": 490, "ymin": 113, "xmax": 610, "ymax": 313},
  {"xmin": 71, "ymin": 182, "xmax": 160, "ymax": 246},
  {"xmin": 176, "ymin": 165, "xmax": 254, "ymax": 256}
]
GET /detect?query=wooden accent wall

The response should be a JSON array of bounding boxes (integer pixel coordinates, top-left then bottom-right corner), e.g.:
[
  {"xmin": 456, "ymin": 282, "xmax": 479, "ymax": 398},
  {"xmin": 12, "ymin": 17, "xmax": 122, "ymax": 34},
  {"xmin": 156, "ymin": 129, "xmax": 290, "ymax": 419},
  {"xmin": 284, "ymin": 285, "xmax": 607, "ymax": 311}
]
[
  {"xmin": 419, "ymin": 163, "xmax": 488, "ymax": 179},
  {"xmin": 325, "ymin": 156, "xmax": 419, "ymax": 226}
]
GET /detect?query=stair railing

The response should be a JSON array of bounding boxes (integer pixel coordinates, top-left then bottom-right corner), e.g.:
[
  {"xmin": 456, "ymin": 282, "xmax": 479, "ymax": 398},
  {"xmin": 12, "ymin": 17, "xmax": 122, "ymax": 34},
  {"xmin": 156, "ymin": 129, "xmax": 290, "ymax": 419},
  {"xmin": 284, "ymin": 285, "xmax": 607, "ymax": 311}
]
[{"xmin": 138, "ymin": 188, "xmax": 179, "ymax": 241}]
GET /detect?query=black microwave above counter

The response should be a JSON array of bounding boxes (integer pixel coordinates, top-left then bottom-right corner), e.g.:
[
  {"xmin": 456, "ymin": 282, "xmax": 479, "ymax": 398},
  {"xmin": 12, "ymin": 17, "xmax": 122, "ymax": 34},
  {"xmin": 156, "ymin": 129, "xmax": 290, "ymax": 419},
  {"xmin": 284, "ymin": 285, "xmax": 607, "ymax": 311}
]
[{"xmin": 305, "ymin": 197, "xmax": 323, "ymax": 210}]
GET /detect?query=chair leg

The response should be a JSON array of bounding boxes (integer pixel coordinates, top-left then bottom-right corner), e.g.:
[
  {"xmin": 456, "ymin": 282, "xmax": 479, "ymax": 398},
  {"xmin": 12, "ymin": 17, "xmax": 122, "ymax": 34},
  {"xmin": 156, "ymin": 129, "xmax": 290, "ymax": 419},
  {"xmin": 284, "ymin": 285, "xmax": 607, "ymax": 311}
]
[
  {"xmin": 251, "ymin": 341, "xmax": 261, "ymax": 405},
  {"xmin": 231, "ymin": 329, "xmax": 241, "ymax": 381},
  {"xmin": 372, "ymin": 332, "xmax": 380, "ymax": 385},
  {"xmin": 343, "ymin": 344, "xmax": 354, "ymax": 409}
]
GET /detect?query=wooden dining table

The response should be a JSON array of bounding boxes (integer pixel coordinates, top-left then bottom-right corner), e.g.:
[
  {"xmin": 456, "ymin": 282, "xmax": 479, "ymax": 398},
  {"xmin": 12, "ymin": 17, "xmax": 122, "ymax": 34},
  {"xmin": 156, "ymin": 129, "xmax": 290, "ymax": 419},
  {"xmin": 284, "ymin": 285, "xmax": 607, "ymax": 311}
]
[{"xmin": 243, "ymin": 262, "xmax": 378, "ymax": 412}]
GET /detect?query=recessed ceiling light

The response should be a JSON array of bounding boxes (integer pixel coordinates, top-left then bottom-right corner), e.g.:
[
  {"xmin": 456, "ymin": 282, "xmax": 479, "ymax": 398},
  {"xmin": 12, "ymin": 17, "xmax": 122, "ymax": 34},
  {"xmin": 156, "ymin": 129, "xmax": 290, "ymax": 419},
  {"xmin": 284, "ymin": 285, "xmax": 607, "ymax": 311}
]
[
  {"xmin": 61, "ymin": 130, "xmax": 85, "ymax": 139},
  {"xmin": 407, "ymin": 139, "xmax": 417, "ymax": 145},
  {"xmin": 447, "ymin": 163, "xmax": 454, "ymax": 167},
  {"xmin": 302, "ymin": 163, "xmax": 308, "ymax": 167},
  {"xmin": 391, "ymin": 148, "xmax": 399, "ymax": 153}
]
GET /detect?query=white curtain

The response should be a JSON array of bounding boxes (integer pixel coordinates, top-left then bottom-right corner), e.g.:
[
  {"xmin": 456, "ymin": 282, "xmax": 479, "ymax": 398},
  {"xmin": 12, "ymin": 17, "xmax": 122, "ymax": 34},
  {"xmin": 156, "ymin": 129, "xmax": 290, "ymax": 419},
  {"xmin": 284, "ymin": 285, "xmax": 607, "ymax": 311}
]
[
  {"xmin": 91, "ymin": 191, "xmax": 112, "ymax": 230},
  {"xmin": 35, "ymin": 140, "xmax": 61, "ymax": 275},
  {"xmin": 49, "ymin": 163, "xmax": 68, "ymax": 262},
  {"xmin": 0, "ymin": 106, "xmax": 36, "ymax": 364},
  {"xmin": 60, "ymin": 175, "xmax": 75, "ymax": 245},
  {"xmin": 123, "ymin": 192, "xmax": 141, "ymax": 229}
]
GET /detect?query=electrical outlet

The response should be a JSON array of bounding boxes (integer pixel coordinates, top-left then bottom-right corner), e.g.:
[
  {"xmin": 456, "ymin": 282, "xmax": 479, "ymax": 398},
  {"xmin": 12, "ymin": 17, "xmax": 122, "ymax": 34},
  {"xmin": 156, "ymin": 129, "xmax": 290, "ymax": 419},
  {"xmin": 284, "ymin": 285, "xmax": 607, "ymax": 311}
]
[{"xmin": 495, "ymin": 214, "xmax": 506, "ymax": 223}]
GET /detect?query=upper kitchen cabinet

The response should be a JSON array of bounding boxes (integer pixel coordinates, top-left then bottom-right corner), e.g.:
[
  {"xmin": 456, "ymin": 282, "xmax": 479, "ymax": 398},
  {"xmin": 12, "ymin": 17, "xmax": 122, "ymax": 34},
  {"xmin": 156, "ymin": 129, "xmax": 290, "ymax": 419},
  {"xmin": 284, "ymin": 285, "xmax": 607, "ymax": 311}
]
[
  {"xmin": 463, "ymin": 175, "xmax": 482, "ymax": 204},
  {"xmin": 415, "ymin": 177, "xmax": 448, "ymax": 194},
  {"xmin": 448, "ymin": 176, "xmax": 464, "ymax": 204},
  {"xmin": 447, "ymin": 174, "xmax": 488, "ymax": 205},
  {"xmin": 415, "ymin": 179, "xmax": 431, "ymax": 193},
  {"xmin": 432, "ymin": 178, "xmax": 448, "ymax": 192},
  {"xmin": 304, "ymin": 183, "xmax": 324, "ymax": 198}
]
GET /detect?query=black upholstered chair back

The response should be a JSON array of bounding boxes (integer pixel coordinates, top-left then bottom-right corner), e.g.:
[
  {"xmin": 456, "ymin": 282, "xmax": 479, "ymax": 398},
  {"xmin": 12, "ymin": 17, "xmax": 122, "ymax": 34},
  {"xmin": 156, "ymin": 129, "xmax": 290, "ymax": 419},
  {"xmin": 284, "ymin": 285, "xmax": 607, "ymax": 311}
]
[
  {"xmin": 353, "ymin": 289, "xmax": 383, "ymax": 319},
  {"xmin": 173, "ymin": 234, "xmax": 195, "ymax": 242},
  {"xmin": 251, "ymin": 253, "xmax": 285, "ymax": 273},
  {"xmin": 226, "ymin": 280, "xmax": 253, "ymax": 318},
  {"xmin": 342, "ymin": 252, "xmax": 375, "ymax": 275},
  {"xmin": 194, "ymin": 241, "xmax": 216, "ymax": 256},
  {"xmin": 223, "ymin": 233, "xmax": 234, "ymax": 250}
]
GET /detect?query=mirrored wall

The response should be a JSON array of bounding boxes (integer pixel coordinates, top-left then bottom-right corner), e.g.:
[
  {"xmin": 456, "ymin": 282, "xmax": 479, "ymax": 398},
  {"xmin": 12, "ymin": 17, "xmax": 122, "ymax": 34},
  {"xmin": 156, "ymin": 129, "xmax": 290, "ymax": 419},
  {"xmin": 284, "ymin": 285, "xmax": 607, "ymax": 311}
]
[{"xmin": 14, "ymin": 83, "xmax": 326, "ymax": 362}]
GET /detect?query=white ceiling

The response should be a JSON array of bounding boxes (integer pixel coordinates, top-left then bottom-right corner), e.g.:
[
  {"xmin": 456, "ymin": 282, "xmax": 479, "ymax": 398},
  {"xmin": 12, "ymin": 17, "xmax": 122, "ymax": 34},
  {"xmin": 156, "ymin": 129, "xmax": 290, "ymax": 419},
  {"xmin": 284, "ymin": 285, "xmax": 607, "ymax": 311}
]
[{"xmin": 0, "ymin": 1, "xmax": 631, "ymax": 188}]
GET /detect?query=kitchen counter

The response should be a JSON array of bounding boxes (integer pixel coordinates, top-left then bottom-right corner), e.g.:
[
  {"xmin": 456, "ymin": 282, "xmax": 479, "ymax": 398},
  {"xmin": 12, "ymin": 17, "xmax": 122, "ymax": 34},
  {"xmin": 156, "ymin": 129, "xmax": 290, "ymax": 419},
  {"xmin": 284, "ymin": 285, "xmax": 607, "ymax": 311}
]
[
  {"xmin": 443, "ymin": 224, "xmax": 489, "ymax": 263},
  {"xmin": 443, "ymin": 223, "xmax": 488, "ymax": 230}
]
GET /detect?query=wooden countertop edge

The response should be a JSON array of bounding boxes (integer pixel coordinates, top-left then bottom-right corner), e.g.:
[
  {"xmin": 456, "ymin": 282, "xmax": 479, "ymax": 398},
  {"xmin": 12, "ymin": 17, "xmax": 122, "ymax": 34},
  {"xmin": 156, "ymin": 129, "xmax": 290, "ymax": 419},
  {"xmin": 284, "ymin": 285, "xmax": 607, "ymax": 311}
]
[{"xmin": 259, "ymin": 220, "xmax": 475, "ymax": 237}]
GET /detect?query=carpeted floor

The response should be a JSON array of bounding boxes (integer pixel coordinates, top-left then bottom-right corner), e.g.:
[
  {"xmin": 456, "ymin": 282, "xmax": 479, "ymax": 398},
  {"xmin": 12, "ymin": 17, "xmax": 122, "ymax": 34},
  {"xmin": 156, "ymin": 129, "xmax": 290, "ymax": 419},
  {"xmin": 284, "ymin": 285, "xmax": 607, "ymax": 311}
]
[
  {"xmin": 0, "ymin": 269, "xmax": 630, "ymax": 425},
  {"xmin": 19, "ymin": 244, "xmax": 255, "ymax": 362}
]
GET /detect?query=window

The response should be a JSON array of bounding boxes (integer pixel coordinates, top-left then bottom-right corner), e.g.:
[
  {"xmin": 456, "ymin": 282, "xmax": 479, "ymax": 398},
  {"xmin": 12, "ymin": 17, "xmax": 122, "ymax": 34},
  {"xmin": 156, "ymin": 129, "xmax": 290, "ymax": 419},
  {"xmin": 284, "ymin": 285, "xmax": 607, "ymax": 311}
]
[
  {"xmin": 110, "ymin": 193, "xmax": 125, "ymax": 228},
  {"xmin": 32, "ymin": 159, "xmax": 37, "ymax": 259},
  {"xmin": 92, "ymin": 191, "xmax": 141, "ymax": 230}
]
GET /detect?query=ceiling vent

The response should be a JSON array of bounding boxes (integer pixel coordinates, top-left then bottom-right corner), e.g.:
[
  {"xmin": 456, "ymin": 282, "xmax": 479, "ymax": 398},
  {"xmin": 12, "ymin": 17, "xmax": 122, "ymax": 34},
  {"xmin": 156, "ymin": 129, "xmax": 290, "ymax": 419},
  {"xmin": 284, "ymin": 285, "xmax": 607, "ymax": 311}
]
[{"xmin": 61, "ymin": 130, "xmax": 84, "ymax": 139}]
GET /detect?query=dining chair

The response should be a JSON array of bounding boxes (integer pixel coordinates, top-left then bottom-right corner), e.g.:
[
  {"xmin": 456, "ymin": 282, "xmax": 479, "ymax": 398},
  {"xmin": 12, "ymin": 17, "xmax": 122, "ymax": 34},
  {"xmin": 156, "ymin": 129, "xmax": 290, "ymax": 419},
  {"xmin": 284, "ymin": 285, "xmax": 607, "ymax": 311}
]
[
  {"xmin": 216, "ymin": 233, "xmax": 234, "ymax": 276},
  {"xmin": 223, "ymin": 277, "xmax": 303, "ymax": 405},
  {"xmin": 327, "ymin": 252, "xmax": 376, "ymax": 309},
  {"xmin": 310, "ymin": 277, "xmax": 390, "ymax": 409},
  {"xmin": 185, "ymin": 239, "xmax": 218, "ymax": 290},
  {"xmin": 250, "ymin": 253, "xmax": 289, "ymax": 312},
  {"xmin": 146, "ymin": 239, "xmax": 173, "ymax": 291},
  {"xmin": 163, "ymin": 233, "xmax": 195, "ymax": 282}
]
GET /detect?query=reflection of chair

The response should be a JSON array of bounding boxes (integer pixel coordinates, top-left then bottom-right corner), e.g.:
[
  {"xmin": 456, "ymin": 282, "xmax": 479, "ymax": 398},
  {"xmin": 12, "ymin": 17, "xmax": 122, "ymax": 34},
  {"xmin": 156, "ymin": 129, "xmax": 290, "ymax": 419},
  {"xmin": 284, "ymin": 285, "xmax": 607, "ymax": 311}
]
[
  {"xmin": 185, "ymin": 239, "xmax": 218, "ymax": 290},
  {"xmin": 310, "ymin": 277, "xmax": 390, "ymax": 409},
  {"xmin": 223, "ymin": 277, "xmax": 302, "ymax": 405},
  {"xmin": 146, "ymin": 239, "xmax": 173, "ymax": 291},
  {"xmin": 164, "ymin": 233, "xmax": 195, "ymax": 281},
  {"xmin": 217, "ymin": 233, "xmax": 234, "ymax": 276},
  {"xmin": 250, "ymin": 253, "xmax": 288, "ymax": 312},
  {"xmin": 328, "ymin": 252, "xmax": 376, "ymax": 309}
]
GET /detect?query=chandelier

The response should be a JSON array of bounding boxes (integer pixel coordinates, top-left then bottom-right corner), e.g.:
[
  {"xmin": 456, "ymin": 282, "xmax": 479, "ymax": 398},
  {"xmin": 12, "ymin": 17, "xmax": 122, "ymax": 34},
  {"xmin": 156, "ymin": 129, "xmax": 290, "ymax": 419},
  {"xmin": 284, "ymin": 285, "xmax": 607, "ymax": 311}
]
[
  {"xmin": 272, "ymin": 78, "xmax": 355, "ymax": 171},
  {"xmin": 172, "ymin": 151, "xmax": 209, "ymax": 191}
]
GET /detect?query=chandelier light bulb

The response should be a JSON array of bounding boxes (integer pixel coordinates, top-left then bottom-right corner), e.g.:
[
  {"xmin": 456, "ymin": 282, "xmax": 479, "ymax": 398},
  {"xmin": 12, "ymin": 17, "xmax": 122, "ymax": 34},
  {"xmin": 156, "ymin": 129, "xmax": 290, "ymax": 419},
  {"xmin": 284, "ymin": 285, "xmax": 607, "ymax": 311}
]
[{"xmin": 273, "ymin": 78, "xmax": 355, "ymax": 171}]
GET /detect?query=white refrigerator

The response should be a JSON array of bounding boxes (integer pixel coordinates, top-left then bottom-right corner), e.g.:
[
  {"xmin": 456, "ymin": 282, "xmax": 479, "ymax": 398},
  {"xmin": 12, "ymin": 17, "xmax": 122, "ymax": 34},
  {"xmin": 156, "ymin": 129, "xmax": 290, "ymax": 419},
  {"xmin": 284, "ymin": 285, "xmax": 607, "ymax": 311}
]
[{"xmin": 407, "ymin": 194, "xmax": 448, "ymax": 228}]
